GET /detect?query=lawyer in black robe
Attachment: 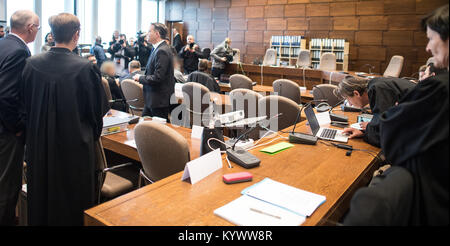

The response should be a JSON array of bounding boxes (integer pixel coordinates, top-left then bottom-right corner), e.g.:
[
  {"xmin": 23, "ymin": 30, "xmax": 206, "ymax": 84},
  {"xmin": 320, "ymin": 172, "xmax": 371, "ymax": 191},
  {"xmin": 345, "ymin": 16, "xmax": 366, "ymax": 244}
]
[
  {"xmin": 363, "ymin": 77, "xmax": 416, "ymax": 147},
  {"xmin": 21, "ymin": 47, "xmax": 110, "ymax": 225},
  {"xmin": 379, "ymin": 72, "xmax": 449, "ymax": 225}
]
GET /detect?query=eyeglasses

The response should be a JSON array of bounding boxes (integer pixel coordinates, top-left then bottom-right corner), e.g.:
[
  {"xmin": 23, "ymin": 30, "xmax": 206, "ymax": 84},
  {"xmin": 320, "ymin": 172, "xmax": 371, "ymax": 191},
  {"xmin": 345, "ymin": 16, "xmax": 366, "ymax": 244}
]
[{"xmin": 31, "ymin": 24, "xmax": 41, "ymax": 30}]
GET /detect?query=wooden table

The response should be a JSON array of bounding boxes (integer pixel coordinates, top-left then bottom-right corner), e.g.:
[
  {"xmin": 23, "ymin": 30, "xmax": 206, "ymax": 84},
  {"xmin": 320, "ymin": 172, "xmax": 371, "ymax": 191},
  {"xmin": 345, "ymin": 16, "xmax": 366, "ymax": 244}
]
[
  {"xmin": 225, "ymin": 63, "xmax": 324, "ymax": 90},
  {"xmin": 87, "ymin": 109, "xmax": 380, "ymax": 226}
]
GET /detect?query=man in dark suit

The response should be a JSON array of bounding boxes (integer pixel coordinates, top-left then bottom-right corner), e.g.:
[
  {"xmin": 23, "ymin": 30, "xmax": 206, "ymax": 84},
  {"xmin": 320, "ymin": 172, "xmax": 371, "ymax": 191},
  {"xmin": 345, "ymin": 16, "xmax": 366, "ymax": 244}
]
[
  {"xmin": 172, "ymin": 28, "xmax": 183, "ymax": 53},
  {"xmin": 134, "ymin": 23, "xmax": 174, "ymax": 121},
  {"xmin": 0, "ymin": 10, "xmax": 39, "ymax": 225}
]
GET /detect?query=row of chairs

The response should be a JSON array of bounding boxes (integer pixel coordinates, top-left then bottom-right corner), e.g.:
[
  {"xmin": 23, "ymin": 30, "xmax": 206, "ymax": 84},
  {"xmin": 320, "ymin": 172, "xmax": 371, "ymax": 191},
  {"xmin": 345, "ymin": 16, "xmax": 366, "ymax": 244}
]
[{"xmin": 263, "ymin": 48, "xmax": 405, "ymax": 78}]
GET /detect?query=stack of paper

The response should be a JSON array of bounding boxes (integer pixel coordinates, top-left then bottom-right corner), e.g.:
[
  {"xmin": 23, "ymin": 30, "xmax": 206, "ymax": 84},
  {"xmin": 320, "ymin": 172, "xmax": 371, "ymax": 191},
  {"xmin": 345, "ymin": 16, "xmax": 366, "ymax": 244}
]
[{"xmin": 214, "ymin": 178, "xmax": 326, "ymax": 226}]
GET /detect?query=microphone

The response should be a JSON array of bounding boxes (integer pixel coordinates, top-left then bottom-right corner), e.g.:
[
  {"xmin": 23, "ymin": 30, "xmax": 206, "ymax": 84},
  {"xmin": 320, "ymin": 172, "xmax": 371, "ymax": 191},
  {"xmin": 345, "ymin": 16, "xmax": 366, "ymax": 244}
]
[
  {"xmin": 226, "ymin": 113, "xmax": 282, "ymax": 169},
  {"xmin": 328, "ymin": 98, "xmax": 348, "ymax": 123},
  {"xmin": 288, "ymin": 100, "xmax": 327, "ymax": 145}
]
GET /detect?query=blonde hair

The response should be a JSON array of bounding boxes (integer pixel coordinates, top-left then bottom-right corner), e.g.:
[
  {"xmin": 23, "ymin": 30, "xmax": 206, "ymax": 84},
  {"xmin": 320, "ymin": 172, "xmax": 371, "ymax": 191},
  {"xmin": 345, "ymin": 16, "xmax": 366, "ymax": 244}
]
[{"xmin": 334, "ymin": 75, "xmax": 369, "ymax": 98}]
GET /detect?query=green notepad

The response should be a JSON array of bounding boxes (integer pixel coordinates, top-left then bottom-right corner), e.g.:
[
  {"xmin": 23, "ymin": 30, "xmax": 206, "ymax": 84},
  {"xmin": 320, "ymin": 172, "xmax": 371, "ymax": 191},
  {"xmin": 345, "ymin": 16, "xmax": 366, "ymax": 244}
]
[{"xmin": 259, "ymin": 142, "xmax": 294, "ymax": 155}]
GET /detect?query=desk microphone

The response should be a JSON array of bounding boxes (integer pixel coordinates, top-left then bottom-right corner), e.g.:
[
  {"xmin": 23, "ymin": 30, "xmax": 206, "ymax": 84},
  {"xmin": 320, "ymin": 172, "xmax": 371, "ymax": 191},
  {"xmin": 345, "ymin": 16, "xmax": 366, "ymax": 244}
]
[
  {"xmin": 226, "ymin": 113, "xmax": 282, "ymax": 169},
  {"xmin": 288, "ymin": 100, "xmax": 325, "ymax": 145},
  {"xmin": 328, "ymin": 99, "xmax": 348, "ymax": 123}
]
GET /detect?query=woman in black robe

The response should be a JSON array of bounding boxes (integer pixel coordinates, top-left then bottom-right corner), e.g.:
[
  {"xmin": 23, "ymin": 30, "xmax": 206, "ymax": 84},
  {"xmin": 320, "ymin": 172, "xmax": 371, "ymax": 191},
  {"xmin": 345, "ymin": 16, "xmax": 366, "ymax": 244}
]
[{"xmin": 379, "ymin": 4, "xmax": 449, "ymax": 225}]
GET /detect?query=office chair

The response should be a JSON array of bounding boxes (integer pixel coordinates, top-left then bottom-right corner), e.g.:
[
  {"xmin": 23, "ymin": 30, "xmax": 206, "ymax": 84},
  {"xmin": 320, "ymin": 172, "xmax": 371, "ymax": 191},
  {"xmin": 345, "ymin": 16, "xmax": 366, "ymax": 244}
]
[
  {"xmin": 120, "ymin": 79, "xmax": 145, "ymax": 115},
  {"xmin": 383, "ymin": 55, "xmax": 404, "ymax": 78},
  {"xmin": 134, "ymin": 121, "xmax": 190, "ymax": 187},
  {"xmin": 101, "ymin": 77, "xmax": 113, "ymax": 102},
  {"xmin": 319, "ymin": 52, "xmax": 336, "ymax": 72},
  {"xmin": 343, "ymin": 166, "xmax": 413, "ymax": 226},
  {"xmin": 230, "ymin": 74, "xmax": 253, "ymax": 90},
  {"xmin": 229, "ymin": 88, "xmax": 263, "ymax": 140},
  {"xmin": 94, "ymin": 140, "xmax": 136, "ymax": 203},
  {"xmin": 182, "ymin": 82, "xmax": 213, "ymax": 127},
  {"xmin": 258, "ymin": 95, "xmax": 302, "ymax": 132},
  {"xmin": 272, "ymin": 79, "xmax": 302, "ymax": 105},
  {"xmin": 296, "ymin": 49, "xmax": 311, "ymax": 68},
  {"xmin": 312, "ymin": 84, "xmax": 343, "ymax": 107},
  {"xmin": 262, "ymin": 48, "xmax": 277, "ymax": 66}
]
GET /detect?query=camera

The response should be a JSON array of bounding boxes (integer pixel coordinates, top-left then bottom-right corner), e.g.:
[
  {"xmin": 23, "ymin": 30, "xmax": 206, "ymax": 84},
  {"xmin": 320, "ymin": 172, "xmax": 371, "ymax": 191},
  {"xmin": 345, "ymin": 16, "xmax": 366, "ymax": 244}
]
[
  {"xmin": 119, "ymin": 39, "xmax": 124, "ymax": 45},
  {"xmin": 189, "ymin": 43, "xmax": 194, "ymax": 49}
]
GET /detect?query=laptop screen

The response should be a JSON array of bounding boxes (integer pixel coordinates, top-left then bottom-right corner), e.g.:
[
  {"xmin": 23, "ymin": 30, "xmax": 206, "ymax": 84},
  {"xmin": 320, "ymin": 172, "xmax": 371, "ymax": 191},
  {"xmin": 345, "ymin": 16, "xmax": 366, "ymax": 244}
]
[{"xmin": 304, "ymin": 105, "xmax": 320, "ymax": 136}]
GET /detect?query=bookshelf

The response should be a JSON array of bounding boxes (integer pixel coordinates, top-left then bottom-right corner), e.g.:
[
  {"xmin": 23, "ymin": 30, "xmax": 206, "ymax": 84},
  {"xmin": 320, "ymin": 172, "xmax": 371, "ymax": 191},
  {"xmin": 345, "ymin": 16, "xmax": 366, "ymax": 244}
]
[
  {"xmin": 309, "ymin": 38, "xmax": 349, "ymax": 71},
  {"xmin": 270, "ymin": 36, "xmax": 307, "ymax": 67}
]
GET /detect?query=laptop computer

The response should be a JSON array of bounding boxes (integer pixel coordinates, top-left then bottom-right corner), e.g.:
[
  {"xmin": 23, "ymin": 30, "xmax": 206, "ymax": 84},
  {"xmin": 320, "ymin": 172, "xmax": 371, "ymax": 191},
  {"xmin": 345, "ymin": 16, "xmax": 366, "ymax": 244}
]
[{"xmin": 304, "ymin": 105, "xmax": 349, "ymax": 143}]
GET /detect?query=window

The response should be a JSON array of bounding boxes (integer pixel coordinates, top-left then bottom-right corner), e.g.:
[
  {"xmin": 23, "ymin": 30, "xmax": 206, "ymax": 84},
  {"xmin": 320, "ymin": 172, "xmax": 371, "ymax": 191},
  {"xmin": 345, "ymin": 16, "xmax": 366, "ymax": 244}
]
[
  {"xmin": 141, "ymin": 0, "xmax": 165, "ymax": 33},
  {"xmin": 41, "ymin": 0, "xmax": 65, "ymax": 46},
  {"xmin": 6, "ymin": 0, "xmax": 34, "ymax": 53},
  {"xmin": 121, "ymin": 0, "xmax": 137, "ymax": 41},
  {"xmin": 77, "ymin": 0, "xmax": 93, "ymax": 44},
  {"xmin": 98, "ymin": 0, "xmax": 116, "ymax": 46}
]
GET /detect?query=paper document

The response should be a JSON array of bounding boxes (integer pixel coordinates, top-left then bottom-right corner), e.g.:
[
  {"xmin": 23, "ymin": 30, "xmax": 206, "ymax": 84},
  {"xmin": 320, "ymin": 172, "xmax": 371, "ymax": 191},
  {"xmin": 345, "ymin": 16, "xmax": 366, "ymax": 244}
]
[
  {"xmin": 259, "ymin": 142, "xmax": 294, "ymax": 155},
  {"xmin": 315, "ymin": 112, "xmax": 331, "ymax": 126},
  {"xmin": 241, "ymin": 178, "xmax": 326, "ymax": 217},
  {"xmin": 214, "ymin": 195, "xmax": 305, "ymax": 226}
]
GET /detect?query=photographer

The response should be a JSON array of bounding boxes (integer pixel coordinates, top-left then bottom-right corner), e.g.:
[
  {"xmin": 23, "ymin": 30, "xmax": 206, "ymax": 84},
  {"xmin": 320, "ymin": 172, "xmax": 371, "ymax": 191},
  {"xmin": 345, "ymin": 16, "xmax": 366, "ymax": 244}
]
[
  {"xmin": 136, "ymin": 31, "xmax": 152, "ymax": 68},
  {"xmin": 107, "ymin": 30, "xmax": 121, "ymax": 60},
  {"xmin": 178, "ymin": 35, "xmax": 204, "ymax": 75},
  {"xmin": 210, "ymin": 37, "xmax": 233, "ymax": 79},
  {"xmin": 114, "ymin": 34, "xmax": 136, "ymax": 76}
]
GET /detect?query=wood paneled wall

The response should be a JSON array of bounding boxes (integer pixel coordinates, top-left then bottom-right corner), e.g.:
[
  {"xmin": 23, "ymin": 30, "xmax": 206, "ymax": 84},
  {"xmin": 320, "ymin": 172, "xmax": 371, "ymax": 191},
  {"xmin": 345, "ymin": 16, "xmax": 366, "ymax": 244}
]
[{"xmin": 165, "ymin": 0, "xmax": 447, "ymax": 77}]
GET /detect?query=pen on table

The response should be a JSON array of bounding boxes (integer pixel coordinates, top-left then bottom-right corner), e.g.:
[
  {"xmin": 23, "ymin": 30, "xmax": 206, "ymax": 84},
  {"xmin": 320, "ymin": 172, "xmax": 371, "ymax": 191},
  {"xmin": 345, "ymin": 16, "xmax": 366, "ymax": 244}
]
[{"xmin": 249, "ymin": 208, "xmax": 281, "ymax": 220}]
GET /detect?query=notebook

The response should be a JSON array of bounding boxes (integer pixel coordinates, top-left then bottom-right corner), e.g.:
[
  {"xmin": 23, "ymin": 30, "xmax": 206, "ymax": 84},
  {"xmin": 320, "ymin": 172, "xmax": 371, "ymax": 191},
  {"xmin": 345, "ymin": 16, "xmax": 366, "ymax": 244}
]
[{"xmin": 214, "ymin": 178, "xmax": 326, "ymax": 226}]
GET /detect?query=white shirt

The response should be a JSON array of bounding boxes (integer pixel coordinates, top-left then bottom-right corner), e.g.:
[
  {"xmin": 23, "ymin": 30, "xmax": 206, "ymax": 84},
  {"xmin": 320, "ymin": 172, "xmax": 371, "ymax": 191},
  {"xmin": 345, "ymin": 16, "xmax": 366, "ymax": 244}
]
[{"xmin": 152, "ymin": 40, "xmax": 165, "ymax": 50}]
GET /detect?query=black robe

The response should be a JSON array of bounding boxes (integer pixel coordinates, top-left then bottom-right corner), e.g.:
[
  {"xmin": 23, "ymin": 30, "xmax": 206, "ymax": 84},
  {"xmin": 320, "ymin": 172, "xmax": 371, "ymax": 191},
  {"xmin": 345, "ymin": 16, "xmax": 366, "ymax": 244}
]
[
  {"xmin": 363, "ymin": 77, "xmax": 416, "ymax": 147},
  {"xmin": 379, "ymin": 72, "xmax": 449, "ymax": 225},
  {"xmin": 21, "ymin": 47, "xmax": 110, "ymax": 225}
]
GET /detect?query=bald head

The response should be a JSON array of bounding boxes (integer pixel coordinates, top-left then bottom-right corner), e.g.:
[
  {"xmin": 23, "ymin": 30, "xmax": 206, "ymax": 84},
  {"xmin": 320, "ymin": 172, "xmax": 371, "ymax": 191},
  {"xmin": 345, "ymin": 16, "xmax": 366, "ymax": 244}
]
[{"xmin": 10, "ymin": 10, "xmax": 40, "ymax": 43}]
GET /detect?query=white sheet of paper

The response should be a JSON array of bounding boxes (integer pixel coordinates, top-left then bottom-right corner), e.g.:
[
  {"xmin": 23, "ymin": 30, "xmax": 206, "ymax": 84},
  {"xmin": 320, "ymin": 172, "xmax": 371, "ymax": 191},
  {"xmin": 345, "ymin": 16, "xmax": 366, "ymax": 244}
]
[
  {"xmin": 191, "ymin": 125, "xmax": 204, "ymax": 139},
  {"xmin": 299, "ymin": 86, "xmax": 307, "ymax": 92},
  {"xmin": 181, "ymin": 148, "xmax": 222, "ymax": 185},
  {"xmin": 315, "ymin": 111, "xmax": 331, "ymax": 126},
  {"xmin": 214, "ymin": 195, "xmax": 305, "ymax": 226},
  {"xmin": 174, "ymin": 83, "xmax": 184, "ymax": 99},
  {"xmin": 242, "ymin": 178, "xmax": 326, "ymax": 217},
  {"xmin": 124, "ymin": 139, "xmax": 137, "ymax": 148}
]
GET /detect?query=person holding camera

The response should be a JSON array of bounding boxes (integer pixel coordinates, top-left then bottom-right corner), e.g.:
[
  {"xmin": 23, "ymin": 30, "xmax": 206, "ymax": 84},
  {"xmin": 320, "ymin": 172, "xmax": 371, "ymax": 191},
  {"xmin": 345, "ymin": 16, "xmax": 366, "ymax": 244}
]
[
  {"xmin": 136, "ymin": 32, "xmax": 153, "ymax": 68},
  {"xmin": 107, "ymin": 30, "xmax": 121, "ymax": 60},
  {"xmin": 210, "ymin": 37, "xmax": 233, "ymax": 79},
  {"xmin": 178, "ymin": 35, "xmax": 204, "ymax": 75},
  {"xmin": 114, "ymin": 34, "xmax": 136, "ymax": 76}
]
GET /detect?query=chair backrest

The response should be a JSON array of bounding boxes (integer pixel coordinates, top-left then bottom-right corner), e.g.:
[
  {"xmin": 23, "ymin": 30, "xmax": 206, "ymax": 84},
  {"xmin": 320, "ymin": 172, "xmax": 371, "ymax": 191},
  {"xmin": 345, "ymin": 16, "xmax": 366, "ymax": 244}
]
[
  {"xmin": 182, "ymin": 82, "xmax": 212, "ymax": 127},
  {"xmin": 343, "ymin": 166, "xmax": 413, "ymax": 226},
  {"xmin": 229, "ymin": 74, "xmax": 253, "ymax": 90},
  {"xmin": 134, "ymin": 121, "xmax": 190, "ymax": 182},
  {"xmin": 120, "ymin": 79, "xmax": 145, "ymax": 110},
  {"xmin": 296, "ymin": 49, "xmax": 311, "ymax": 68},
  {"xmin": 187, "ymin": 72, "xmax": 220, "ymax": 93},
  {"xmin": 229, "ymin": 88, "xmax": 263, "ymax": 119},
  {"xmin": 319, "ymin": 52, "xmax": 336, "ymax": 72},
  {"xmin": 258, "ymin": 95, "xmax": 301, "ymax": 132},
  {"xmin": 312, "ymin": 84, "xmax": 342, "ymax": 107},
  {"xmin": 272, "ymin": 79, "xmax": 302, "ymax": 105},
  {"xmin": 383, "ymin": 55, "xmax": 404, "ymax": 78},
  {"xmin": 262, "ymin": 48, "xmax": 277, "ymax": 66},
  {"xmin": 101, "ymin": 77, "xmax": 112, "ymax": 102}
]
